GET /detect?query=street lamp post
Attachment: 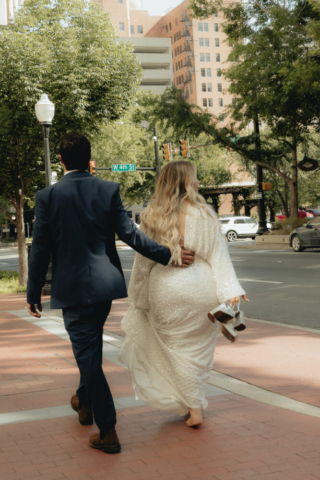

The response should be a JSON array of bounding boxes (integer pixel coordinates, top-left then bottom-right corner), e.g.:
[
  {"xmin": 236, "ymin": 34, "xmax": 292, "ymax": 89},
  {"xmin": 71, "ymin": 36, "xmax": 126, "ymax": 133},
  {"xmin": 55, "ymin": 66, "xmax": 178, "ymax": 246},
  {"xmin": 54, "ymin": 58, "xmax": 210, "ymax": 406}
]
[
  {"xmin": 153, "ymin": 126, "xmax": 161, "ymax": 176},
  {"xmin": 254, "ymin": 117, "xmax": 268, "ymax": 234},
  {"xmin": 35, "ymin": 94, "xmax": 55, "ymax": 295},
  {"xmin": 114, "ymin": 122, "xmax": 160, "ymax": 176},
  {"xmin": 35, "ymin": 94, "xmax": 55, "ymax": 187}
]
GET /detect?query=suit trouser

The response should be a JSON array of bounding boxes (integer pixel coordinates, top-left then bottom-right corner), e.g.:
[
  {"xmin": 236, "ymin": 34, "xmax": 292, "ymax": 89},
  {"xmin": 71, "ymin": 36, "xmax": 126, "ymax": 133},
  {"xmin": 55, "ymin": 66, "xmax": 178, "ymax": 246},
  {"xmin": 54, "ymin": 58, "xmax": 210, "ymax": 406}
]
[{"xmin": 63, "ymin": 302, "xmax": 116, "ymax": 434}]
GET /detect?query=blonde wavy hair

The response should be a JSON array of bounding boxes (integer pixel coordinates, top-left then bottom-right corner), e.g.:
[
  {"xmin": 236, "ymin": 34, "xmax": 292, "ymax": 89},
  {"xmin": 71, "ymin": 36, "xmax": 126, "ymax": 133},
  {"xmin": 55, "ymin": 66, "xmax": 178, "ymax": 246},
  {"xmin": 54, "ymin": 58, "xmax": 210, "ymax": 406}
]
[{"xmin": 140, "ymin": 161, "xmax": 213, "ymax": 265}]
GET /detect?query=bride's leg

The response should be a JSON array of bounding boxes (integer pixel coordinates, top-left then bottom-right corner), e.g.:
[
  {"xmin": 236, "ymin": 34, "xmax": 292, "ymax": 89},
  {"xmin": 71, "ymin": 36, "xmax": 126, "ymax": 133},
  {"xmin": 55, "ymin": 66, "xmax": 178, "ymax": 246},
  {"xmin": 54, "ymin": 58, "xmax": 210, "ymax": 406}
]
[{"xmin": 186, "ymin": 407, "xmax": 202, "ymax": 427}]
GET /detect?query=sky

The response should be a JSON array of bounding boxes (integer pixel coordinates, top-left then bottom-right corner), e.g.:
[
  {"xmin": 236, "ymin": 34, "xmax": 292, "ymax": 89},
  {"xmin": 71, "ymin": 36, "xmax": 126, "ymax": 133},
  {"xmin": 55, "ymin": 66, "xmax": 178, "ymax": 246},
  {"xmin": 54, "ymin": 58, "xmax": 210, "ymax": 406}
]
[{"xmin": 141, "ymin": 0, "xmax": 184, "ymax": 16}]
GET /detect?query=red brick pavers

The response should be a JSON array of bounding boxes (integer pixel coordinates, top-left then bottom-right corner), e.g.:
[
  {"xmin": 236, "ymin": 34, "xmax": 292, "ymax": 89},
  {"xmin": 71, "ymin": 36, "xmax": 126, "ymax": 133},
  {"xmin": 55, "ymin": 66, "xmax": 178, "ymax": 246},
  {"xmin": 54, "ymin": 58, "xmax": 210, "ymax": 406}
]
[{"xmin": 1, "ymin": 294, "xmax": 320, "ymax": 479}]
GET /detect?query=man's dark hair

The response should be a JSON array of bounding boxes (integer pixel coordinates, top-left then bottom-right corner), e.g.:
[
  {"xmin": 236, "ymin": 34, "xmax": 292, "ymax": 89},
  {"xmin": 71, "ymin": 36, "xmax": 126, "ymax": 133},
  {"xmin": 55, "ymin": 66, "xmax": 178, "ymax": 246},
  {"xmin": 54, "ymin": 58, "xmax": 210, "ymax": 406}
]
[{"xmin": 59, "ymin": 132, "xmax": 91, "ymax": 171}]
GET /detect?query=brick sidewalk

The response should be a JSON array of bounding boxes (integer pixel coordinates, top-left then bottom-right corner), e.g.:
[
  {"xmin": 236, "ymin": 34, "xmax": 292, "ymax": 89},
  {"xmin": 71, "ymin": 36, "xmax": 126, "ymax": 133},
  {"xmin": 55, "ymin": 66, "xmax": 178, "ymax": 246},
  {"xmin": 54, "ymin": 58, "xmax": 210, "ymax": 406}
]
[{"xmin": 1, "ymin": 295, "xmax": 320, "ymax": 479}]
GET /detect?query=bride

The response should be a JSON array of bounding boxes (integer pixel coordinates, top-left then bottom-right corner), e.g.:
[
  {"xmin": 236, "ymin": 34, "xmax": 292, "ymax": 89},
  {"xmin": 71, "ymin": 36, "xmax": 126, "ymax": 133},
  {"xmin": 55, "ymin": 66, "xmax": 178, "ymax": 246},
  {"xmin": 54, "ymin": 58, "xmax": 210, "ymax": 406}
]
[{"xmin": 118, "ymin": 161, "xmax": 247, "ymax": 427}]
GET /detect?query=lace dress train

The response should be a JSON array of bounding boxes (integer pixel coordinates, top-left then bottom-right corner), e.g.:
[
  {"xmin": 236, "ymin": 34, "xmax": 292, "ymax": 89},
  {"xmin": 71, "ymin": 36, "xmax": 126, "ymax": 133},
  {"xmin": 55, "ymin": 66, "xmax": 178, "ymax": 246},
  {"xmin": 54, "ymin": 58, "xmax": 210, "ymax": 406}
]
[{"xmin": 118, "ymin": 204, "xmax": 245, "ymax": 415}]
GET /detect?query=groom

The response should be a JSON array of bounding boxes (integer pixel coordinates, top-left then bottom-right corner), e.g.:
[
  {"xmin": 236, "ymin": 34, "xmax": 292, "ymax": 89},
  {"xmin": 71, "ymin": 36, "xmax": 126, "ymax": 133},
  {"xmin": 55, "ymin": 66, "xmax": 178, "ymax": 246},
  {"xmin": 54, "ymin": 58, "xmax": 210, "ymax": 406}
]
[{"xmin": 27, "ymin": 132, "xmax": 194, "ymax": 454}]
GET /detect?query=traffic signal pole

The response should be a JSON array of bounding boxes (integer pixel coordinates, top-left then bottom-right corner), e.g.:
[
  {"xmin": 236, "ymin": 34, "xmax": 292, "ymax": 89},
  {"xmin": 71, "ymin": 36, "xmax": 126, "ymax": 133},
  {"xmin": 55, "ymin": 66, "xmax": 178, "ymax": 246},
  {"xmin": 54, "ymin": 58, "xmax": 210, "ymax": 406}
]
[
  {"xmin": 254, "ymin": 117, "xmax": 268, "ymax": 234},
  {"xmin": 153, "ymin": 126, "xmax": 161, "ymax": 176}
]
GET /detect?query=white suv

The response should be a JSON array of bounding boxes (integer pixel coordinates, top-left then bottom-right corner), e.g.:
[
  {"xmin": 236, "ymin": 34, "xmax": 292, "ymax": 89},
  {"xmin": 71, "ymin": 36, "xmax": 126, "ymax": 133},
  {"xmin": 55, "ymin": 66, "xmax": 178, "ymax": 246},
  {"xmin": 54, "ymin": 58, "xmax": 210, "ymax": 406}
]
[{"xmin": 219, "ymin": 216, "xmax": 259, "ymax": 242}]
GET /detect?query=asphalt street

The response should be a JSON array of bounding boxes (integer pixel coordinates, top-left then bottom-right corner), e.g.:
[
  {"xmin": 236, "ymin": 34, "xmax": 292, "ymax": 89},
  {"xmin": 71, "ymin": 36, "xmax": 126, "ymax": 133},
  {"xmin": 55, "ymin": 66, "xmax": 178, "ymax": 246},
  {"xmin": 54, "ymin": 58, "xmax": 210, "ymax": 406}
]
[
  {"xmin": 1, "ymin": 241, "xmax": 319, "ymax": 329},
  {"xmin": 117, "ymin": 241, "xmax": 320, "ymax": 330}
]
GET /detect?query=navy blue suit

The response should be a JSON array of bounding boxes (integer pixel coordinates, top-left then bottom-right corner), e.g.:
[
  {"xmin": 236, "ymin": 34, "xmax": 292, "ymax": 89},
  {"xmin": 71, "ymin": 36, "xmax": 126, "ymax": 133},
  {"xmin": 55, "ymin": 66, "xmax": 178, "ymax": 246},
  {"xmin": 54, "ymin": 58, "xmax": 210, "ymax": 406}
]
[{"xmin": 27, "ymin": 171, "xmax": 171, "ymax": 433}]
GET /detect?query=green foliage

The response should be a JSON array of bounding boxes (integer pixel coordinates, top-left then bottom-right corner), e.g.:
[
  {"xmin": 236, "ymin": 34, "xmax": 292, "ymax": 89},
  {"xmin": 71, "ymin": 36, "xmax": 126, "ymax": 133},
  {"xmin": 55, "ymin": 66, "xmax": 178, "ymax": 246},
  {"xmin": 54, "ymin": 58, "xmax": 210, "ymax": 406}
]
[
  {"xmin": 0, "ymin": 0, "xmax": 142, "ymax": 206},
  {"xmin": 91, "ymin": 91, "xmax": 232, "ymax": 206},
  {"xmin": 266, "ymin": 217, "xmax": 309, "ymax": 235},
  {"xmin": 153, "ymin": 1, "xmax": 320, "ymax": 218},
  {"xmin": 0, "ymin": 271, "xmax": 27, "ymax": 294}
]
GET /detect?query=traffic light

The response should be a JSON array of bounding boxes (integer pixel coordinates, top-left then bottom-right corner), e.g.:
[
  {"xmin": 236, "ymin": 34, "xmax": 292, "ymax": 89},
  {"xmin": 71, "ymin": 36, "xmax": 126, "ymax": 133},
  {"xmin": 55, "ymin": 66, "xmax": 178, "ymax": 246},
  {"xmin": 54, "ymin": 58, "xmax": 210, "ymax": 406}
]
[
  {"xmin": 89, "ymin": 161, "xmax": 96, "ymax": 176},
  {"xmin": 162, "ymin": 143, "xmax": 172, "ymax": 161},
  {"xmin": 179, "ymin": 138, "xmax": 190, "ymax": 157},
  {"xmin": 262, "ymin": 182, "xmax": 271, "ymax": 191}
]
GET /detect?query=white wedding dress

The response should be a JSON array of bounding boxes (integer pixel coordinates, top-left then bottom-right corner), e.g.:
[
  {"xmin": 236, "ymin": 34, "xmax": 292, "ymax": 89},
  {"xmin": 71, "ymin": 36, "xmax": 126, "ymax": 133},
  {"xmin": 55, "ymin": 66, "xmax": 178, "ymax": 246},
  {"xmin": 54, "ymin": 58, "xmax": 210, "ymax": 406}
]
[{"xmin": 118, "ymin": 204, "xmax": 245, "ymax": 416}]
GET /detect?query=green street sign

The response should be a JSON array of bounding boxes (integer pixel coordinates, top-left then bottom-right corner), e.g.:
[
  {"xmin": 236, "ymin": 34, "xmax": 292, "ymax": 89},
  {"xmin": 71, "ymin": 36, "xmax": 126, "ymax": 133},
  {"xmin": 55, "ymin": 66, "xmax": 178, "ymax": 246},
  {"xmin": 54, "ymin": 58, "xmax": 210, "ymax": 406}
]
[
  {"xmin": 227, "ymin": 133, "xmax": 240, "ymax": 144},
  {"xmin": 112, "ymin": 164, "xmax": 136, "ymax": 172}
]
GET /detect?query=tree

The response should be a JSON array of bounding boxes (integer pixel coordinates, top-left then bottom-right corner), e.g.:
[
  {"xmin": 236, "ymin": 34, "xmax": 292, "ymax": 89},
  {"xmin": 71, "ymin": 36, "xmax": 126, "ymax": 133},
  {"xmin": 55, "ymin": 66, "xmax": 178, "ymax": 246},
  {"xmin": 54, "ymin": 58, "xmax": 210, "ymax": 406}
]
[
  {"xmin": 0, "ymin": 0, "xmax": 142, "ymax": 284},
  {"xmin": 91, "ymin": 92, "xmax": 232, "ymax": 208},
  {"xmin": 187, "ymin": 0, "xmax": 320, "ymax": 218}
]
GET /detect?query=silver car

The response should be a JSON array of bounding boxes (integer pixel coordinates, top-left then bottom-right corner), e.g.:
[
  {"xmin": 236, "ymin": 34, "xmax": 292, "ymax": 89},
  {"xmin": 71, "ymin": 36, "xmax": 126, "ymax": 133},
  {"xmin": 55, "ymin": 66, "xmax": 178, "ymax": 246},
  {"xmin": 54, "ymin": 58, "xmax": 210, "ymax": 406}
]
[{"xmin": 219, "ymin": 216, "xmax": 259, "ymax": 242}]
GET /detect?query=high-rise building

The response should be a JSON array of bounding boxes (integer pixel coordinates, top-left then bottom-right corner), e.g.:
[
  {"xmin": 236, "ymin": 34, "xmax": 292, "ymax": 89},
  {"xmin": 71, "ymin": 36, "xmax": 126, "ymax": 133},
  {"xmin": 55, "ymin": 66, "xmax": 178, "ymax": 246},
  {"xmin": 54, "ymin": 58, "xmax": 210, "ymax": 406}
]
[{"xmin": 145, "ymin": 0, "xmax": 234, "ymax": 123}]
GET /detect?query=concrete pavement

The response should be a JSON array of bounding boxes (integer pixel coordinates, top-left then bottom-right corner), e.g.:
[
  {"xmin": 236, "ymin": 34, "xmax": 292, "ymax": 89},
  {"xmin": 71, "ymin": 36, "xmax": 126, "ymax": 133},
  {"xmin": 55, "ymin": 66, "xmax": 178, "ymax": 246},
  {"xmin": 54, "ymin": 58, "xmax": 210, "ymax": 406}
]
[{"xmin": 1, "ymin": 293, "xmax": 320, "ymax": 479}]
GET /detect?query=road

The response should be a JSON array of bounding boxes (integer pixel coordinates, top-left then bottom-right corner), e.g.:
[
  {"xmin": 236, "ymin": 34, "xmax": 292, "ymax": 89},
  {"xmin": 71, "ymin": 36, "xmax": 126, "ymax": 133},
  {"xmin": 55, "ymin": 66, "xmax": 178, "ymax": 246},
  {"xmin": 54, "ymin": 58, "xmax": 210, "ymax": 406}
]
[
  {"xmin": 1, "ymin": 241, "xmax": 319, "ymax": 329},
  {"xmin": 117, "ymin": 240, "xmax": 320, "ymax": 330}
]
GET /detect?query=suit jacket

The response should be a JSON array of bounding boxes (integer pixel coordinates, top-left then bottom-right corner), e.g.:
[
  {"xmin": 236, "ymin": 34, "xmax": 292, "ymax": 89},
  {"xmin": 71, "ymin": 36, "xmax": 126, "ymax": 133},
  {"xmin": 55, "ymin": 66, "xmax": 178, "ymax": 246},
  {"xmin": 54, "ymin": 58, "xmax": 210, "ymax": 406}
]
[{"xmin": 27, "ymin": 171, "xmax": 171, "ymax": 309}]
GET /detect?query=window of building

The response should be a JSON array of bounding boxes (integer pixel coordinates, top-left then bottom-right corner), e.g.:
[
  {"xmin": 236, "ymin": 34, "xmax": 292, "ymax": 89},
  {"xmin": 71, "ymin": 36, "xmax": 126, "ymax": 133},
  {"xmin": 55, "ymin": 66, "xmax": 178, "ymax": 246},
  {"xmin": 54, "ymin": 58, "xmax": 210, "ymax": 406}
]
[
  {"xmin": 214, "ymin": 23, "xmax": 219, "ymax": 32},
  {"xmin": 119, "ymin": 22, "xmax": 124, "ymax": 31},
  {"xmin": 175, "ymin": 18, "xmax": 178, "ymax": 27},
  {"xmin": 219, "ymin": 113, "xmax": 224, "ymax": 122},
  {"xmin": 203, "ymin": 98, "xmax": 208, "ymax": 107},
  {"xmin": 213, "ymin": 10, "xmax": 218, "ymax": 17},
  {"xmin": 232, "ymin": 98, "xmax": 236, "ymax": 106},
  {"xmin": 229, "ymin": 41, "xmax": 234, "ymax": 47},
  {"xmin": 202, "ymin": 83, "xmax": 207, "ymax": 92},
  {"xmin": 137, "ymin": 25, "xmax": 143, "ymax": 34},
  {"xmin": 205, "ymin": 38, "xmax": 209, "ymax": 47},
  {"xmin": 206, "ymin": 53, "xmax": 210, "ymax": 62},
  {"xmin": 204, "ymin": 23, "xmax": 209, "ymax": 31},
  {"xmin": 130, "ymin": 25, "xmax": 134, "ymax": 34},
  {"xmin": 218, "ymin": 98, "xmax": 223, "ymax": 107},
  {"xmin": 217, "ymin": 68, "xmax": 222, "ymax": 77},
  {"xmin": 169, "ymin": 22, "xmax": 172, "ymax": 31},
  {"xmin": 182, "ymin": 74, "xmax": 184, "ymax": 82},
  {"xmin": 216, "ymin": 53, "xmax": 220, "ymax": 62},
  {"xmin": 118, "ymin": 0, "xmax": 123, "ymax": 3},
  {"xmin": 215, "ymin": 38, "xmax": 219, "ymax": 47},
  {"xmin": 206, "ymin": 68, "xmax": 211, "ymax": 77},
  {"xmin": 190, "ymin": 84, "xmax": 193, "ymax": 94},
  {"xmin": 201, "ymin": 68, "xmax": 206, "ymax": 77},
  {"xmin": 198, "ymin": 23, "xmax": 203, "ymax": 32},
  {"xmin": 166, "ymin": 25, "xmax": 168, "ymax": 33},
  {"xmin": 217, "ymin": 83, "xmax": 222, "ymax": 92},
  {"xmin": 208, "ymin": 98, "xmax": 213, "ymax": 107},
  {"xmin": 207, "ymin": 83, "xmax": 212, "ymax": 92},
  {"xmin": 199, "ymin": 38, "xmax": 204, "ymax": 47},
  {"xmin": 200, "ymin": 53, "xmax": 205, "ymax": 62}
]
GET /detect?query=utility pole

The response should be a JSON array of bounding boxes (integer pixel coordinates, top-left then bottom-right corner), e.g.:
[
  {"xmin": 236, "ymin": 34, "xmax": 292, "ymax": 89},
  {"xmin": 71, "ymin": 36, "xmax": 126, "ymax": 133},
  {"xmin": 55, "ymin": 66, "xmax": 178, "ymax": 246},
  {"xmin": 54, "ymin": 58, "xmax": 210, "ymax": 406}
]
[
  {"xmin": 254, "ymin": 117, "xmax": 268, "ymax": 234},
  {"xmin": 153, "ymin": 126, "xmax": 161, "ymax": 176}
]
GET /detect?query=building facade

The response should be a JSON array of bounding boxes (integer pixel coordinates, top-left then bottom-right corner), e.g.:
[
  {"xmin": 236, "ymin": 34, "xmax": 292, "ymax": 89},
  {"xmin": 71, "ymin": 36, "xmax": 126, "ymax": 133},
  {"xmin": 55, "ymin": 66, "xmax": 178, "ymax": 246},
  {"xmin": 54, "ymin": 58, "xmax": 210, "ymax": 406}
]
[
  {"xmin": 0, "ymin": 0, "xmax": 24, "ymax": 26},
  {"xmin": 118, "ymin": 36, "xmax": 173, "ymax": 95},
  {"xmin": 144, "ymin": 0, "xmax": 234, "ymax": 123}
]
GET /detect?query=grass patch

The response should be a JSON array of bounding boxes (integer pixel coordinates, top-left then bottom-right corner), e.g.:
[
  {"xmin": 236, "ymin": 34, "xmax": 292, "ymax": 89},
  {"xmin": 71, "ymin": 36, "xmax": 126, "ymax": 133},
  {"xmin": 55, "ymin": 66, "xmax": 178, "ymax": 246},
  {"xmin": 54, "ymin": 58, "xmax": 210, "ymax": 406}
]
[{"xmin": 0, "ymin": 271, "xmax": 26, "ymax": 294}]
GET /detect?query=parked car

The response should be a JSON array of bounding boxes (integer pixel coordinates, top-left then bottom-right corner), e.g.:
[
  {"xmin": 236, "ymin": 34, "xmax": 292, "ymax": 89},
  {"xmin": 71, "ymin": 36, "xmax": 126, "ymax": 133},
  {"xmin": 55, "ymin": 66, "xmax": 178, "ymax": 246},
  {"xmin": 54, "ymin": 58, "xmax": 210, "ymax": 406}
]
[
  {"xmin": 306, "ymin": 209, "xmax": 320, "ymax": 217},
  {"xmin": 219, "ymin": 216, "xmax": 259, "ymax": 242},
  {"xmin": 289, "ymin": 216, "xmax": 320, "ymax": 252},
  {"xmin": 276, "ymin": 209, "xmax": 311, "ymax": 221}
]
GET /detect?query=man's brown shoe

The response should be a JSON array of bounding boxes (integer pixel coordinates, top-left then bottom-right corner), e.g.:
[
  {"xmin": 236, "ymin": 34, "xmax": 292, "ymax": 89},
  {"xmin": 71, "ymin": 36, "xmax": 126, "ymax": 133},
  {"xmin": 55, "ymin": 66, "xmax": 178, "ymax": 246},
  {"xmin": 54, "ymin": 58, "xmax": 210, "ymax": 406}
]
[
  {"xmin": 71, "ymin": 394, "xmax": 93, "ymax": 426},
  {"xmin": 89, "ymin": 427, "xmax": 121, "ymax": 454}
]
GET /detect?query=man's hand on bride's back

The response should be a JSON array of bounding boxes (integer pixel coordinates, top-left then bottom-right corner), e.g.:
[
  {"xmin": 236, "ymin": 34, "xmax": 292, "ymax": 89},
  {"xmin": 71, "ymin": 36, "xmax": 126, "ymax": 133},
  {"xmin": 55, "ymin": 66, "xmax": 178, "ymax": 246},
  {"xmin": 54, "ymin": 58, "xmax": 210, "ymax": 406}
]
[{"xmin": 172, "ymin": 248, "xmax": 195, "ymax": 268}]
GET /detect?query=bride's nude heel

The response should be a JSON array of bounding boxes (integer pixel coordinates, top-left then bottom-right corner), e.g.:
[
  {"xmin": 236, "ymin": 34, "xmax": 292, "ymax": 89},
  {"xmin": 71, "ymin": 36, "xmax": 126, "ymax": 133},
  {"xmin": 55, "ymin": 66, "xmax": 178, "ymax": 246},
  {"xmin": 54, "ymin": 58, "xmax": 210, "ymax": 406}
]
[
  {"xmin": 221, "ymin": 323, "xmax": 238, "ymax": 342},
  {"xmin": 186, "ymin": 408, "xmax": 202, "ymax": 428},
  {"xmin": 208, "ymin": 303, "xmax": 235, "ymax": 324}
]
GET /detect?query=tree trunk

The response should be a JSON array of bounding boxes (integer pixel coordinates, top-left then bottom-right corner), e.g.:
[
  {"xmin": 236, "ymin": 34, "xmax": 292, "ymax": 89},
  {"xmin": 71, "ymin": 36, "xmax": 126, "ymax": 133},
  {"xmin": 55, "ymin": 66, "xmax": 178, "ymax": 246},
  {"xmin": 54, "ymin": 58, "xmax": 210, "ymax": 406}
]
[
  {"xmin": 290, "ymin": 138, "xmax": 299, "ymax": 219},
  {"xmin": 269, "ymin": 203, "xmax": 276, "ymax": 222},
  {"xmin": 16, "ymin": 197, "xmax": 28, "ymax": 285}
]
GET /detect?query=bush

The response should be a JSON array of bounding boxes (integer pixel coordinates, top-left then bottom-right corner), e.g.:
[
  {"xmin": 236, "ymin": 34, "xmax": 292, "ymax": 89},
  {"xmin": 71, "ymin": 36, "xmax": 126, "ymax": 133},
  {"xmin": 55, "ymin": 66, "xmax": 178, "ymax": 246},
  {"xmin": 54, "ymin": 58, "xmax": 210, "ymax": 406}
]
[
  {"xmin": 265, "ymin": 218, "xmax": 309, "ymax": 235},
  {"xmin": 0, "ymin": 271, "xmax": 26, "ymax": 294}
]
